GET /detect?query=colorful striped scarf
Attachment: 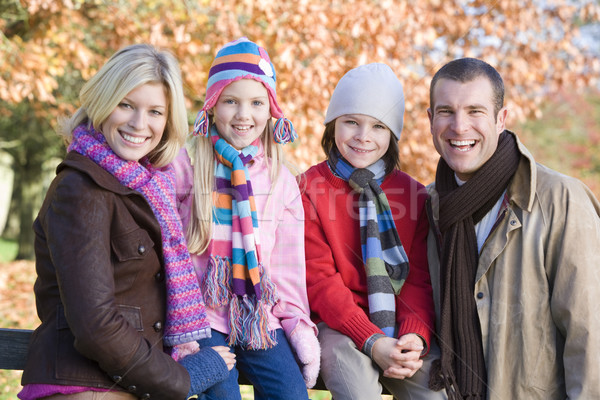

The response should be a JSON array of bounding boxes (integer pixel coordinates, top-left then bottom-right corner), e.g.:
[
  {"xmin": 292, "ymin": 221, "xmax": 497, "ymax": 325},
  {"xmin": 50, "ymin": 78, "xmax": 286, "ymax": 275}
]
[
  {"xmin": 68, "ymin": 125, "xmax": 210, "ymax": 348},
  {"xmin": 329, "ymin": 151, "xmax": 409, "ymax": 337},
  {"xmin": 202, "ymin": 126, "xmax": 278, "ymax": 350}
]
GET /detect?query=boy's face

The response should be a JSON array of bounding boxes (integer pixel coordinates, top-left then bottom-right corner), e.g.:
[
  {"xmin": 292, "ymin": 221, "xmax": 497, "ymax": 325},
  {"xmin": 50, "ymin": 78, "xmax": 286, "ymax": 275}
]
[
  {"xmin": 212, "ymin": 79, "xmax": 271, "ymax": 150},
  {"xmin": 334, "ymin": 114, "xmax": 391, "ymax": 169},
  {"xmin": 428, "ymin": 77, "xmax": 507, "ymax": 181}
]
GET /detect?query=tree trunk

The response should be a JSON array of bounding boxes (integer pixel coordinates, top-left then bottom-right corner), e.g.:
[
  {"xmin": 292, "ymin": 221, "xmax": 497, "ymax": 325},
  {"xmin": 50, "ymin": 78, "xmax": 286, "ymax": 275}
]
[{"xmin": 14, "ymin": 158, "xmax": 43, "ymax": 260}]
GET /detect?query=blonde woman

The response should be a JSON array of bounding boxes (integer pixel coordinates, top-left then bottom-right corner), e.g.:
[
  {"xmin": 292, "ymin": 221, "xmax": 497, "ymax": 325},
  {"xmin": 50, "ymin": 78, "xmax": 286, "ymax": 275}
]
[{"xmin": 19, "ymin": 44, "xmax": 234, "ymax": 400}]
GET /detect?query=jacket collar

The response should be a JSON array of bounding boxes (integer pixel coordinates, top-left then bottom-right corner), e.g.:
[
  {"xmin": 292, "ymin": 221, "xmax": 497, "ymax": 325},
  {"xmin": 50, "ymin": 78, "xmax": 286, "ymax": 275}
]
[
  {"xmin": 506, "ymin": 130, "xmax": 537, "ymax": 213},
  {"xmin": 427, "ymin": 130, "xmax": 537, "ymax": 215},
  {"xmin": 58, "ymin": 151, "xmax": 140, "ymax": 196}
]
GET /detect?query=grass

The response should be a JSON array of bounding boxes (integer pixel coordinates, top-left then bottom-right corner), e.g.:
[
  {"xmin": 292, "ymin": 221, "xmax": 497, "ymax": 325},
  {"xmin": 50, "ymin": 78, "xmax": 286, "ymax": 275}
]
[
  {"xmin": 0, "ymin": 239, "xmax": 17, "ymax": 263},
  {"xmin": 0, "ymin": 371, "xmax": 22, "ymax": 400},
  {"xmin": 241, "ymin": 387, "xmax": 334, "ymax": 399}
]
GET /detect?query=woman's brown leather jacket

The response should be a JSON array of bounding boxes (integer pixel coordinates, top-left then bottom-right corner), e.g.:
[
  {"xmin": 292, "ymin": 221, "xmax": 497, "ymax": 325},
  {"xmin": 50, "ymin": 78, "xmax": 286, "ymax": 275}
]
[{"xmin": 21, "ymin": 152, "xmax": 190, "ymax": 399}]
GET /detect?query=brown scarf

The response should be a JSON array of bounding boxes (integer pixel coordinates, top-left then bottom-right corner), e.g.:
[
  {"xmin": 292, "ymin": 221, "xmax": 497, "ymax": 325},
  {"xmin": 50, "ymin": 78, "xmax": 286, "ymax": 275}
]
[{"xmin": 430, "ymin": 131, "xmax": 521, "ymax": 399}]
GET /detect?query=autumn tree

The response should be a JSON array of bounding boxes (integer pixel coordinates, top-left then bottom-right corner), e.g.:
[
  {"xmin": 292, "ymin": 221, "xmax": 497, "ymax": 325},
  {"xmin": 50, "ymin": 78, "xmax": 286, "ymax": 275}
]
[{"xmin": 1, "ymin": 0, "xmax": 598, "ymax": 258}]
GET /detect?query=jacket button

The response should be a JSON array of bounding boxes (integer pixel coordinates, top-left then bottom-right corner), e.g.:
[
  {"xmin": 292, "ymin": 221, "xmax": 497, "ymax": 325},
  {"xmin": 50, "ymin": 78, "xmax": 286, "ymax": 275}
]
[
  {"xmin": 138, "ymin": 245, "xmax": 146, "ymax": 255},
  {"xmin": 510, "ymin": 220, "xmax": 517, "ymax": 226},
  {"xmin": 155, "ymin": 271, "xmax": 164, "ymax": 282},
  {"xmin": 477, "ymin": 292, "xmax": 484, "ymax": 299},
  {"xmin": 153, "ymin": 321, "xmax": 163, "ymax": 332},
  {"xmin": 141, "ymin": 394, "xmax": 151, "ymax": 399},
  {"xmin": 128, "ymin": 385, "xmax": 137, "ymax": 392},
  {"xmin": 112, "ymin": 375, "xmax": 122, "ymax": 383}
]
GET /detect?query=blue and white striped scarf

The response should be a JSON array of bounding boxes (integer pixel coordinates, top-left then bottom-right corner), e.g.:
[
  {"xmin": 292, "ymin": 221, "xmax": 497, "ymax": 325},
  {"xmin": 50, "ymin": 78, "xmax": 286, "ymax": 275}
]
[{"xmin": 329, "ymin": 151, "xmax": 409, "ymax": 337}]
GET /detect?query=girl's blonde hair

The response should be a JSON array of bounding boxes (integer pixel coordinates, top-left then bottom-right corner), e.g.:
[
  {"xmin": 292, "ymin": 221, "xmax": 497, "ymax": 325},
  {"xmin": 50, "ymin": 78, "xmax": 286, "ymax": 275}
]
[
  {"xmin": 186, "ymin": 119, "xmax": 291, "ymax": 254},
  {"xmin": 58, "ymin": 43, "xmax": 187, "ymax": 167}
]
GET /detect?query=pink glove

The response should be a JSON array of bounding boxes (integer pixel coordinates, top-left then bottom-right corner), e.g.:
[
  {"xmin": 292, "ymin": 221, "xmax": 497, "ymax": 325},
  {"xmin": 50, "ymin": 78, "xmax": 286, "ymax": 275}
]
[
  {"xmin": 289, "ymin": 322, "xmax": 321, "ymax": 388},
  {"xmin": 171, "ymin": 340, "xmax": 200, "ymax": 362}
]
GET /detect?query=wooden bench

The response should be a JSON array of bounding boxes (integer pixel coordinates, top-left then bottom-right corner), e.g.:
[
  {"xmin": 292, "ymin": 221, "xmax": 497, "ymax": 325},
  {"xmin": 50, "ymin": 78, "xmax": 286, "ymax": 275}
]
[
  {"xmin": 0, "ymin": 327, "xmax": 334, "ymax": 394},
  {"xmin": 1, "ymin": 327, "xmax": 397, "ymax": 397},
  {"xmin": 0, "ymin": 328, "xmax": 31, "ymax": 370}
]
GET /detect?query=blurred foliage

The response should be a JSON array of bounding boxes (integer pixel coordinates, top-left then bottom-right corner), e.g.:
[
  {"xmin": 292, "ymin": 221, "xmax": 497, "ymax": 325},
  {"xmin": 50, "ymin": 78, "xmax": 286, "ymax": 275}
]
[
  {"xmin": 2, "ymin": 0, "xmax": 599, "ymax": 174},
  {"xmin": 0, "ymin": 0, "xmax": 599, "ymax": 248},
  {"xmin": 1, "ymin": 2, "xmax": 598, "ymax": 395},
  {"xmin": 519, "ymin": 88, "xmax": 600, "ymax": 195},
  {"xmin": 0, "ymin": 259, "xmax": 37, "ymax": 399}
]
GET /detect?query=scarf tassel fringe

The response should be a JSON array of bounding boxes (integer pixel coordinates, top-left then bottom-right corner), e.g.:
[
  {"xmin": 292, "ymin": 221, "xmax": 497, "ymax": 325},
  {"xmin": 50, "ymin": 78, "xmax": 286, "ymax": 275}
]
[
  {"xmin": 202, "ymin": 256, "xmax": 232, "ymax": 307},
  {"xmin": 228, "ymin": 295, "xmax": 277, "ymax": 350},
  {"xmin": 258, "ymin": 262, "xmax": 279, "ymax": 305},
  {"xmin": 227, "ymin": 263, "xmax": 279, "ymax": 350},
  {"xmin": 429, "ymin": 358, "xmax": 461, "ymax": 400}
]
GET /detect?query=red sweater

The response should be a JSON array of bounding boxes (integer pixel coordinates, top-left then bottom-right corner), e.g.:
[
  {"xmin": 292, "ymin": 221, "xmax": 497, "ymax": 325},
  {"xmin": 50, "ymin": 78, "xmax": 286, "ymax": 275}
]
[{"xmin": 301, "ymin": 161, "xmax": 434, "ymax": 351}]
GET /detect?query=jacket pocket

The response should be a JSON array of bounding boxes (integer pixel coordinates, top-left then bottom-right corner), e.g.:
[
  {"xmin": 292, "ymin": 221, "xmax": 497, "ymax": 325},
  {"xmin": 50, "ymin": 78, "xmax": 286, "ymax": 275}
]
[
  {"xmin": 111, "ymin": 228, "xmax": 155, "ymax": 262},
  {"xmin": 116, "ymin": 304, "xmax": 144, "ymax": 331},
  {"xmin": 56, "ymin": 303, "xmax": 143, "ymax": 332}
]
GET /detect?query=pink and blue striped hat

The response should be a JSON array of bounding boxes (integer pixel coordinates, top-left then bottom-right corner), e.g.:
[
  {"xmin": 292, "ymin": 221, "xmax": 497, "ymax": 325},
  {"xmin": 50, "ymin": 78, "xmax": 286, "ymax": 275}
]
[{"xmin": 192, "ymin": 37, "xmax": 297, "ymax": 144}]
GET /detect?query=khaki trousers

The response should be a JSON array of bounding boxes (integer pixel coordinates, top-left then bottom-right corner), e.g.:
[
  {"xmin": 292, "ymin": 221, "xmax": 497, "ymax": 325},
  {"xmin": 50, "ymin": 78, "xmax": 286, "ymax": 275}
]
[{"xmin": 317, "ymin": 322, "xmax": 447, "ymax": 400}]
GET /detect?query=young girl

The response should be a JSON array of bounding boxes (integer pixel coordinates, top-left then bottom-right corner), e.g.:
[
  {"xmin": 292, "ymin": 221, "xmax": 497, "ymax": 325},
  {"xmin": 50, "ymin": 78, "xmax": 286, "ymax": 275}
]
[
  {"xmin": 173, "ymin": 37, "xmax": 319, "ymax": 400},
  {"xmin": 301, "ymin": 63, "xmax": 447, "ymax": 399},
  {"xmin": 19, "ymin": 44, "xmax": 235, "ymax": 400}
]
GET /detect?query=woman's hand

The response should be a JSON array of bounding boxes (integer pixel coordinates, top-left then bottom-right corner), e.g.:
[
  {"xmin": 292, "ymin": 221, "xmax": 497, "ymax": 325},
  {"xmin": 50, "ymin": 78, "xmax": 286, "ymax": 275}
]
[{"xmin": 211, "ymin": 345, "xmax": 236, "ymax": 371}]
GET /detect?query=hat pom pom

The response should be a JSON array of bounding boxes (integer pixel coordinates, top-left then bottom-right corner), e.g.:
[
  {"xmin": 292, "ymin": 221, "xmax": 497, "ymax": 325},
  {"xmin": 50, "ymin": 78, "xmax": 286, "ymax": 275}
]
[
  {"xmin": 192, "ymin": 110, "xmax": 210, "ymax": 137},
  {"xmin": 273, "ymin": 117, "xmax": 297, "ymax": 144}
]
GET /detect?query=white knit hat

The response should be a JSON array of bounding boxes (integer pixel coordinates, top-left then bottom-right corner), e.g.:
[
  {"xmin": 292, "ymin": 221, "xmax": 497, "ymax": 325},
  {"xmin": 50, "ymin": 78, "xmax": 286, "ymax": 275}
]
[{"xmin": 324, "ymin": 63, "xmax": 405, "ymax": 140}]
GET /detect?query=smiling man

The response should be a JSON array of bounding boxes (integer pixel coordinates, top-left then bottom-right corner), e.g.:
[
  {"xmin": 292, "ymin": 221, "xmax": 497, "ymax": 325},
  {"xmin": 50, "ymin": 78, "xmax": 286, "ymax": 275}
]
[{"xmin": 425, "ymin": 58, "xmax": 600, "ymax": 400}]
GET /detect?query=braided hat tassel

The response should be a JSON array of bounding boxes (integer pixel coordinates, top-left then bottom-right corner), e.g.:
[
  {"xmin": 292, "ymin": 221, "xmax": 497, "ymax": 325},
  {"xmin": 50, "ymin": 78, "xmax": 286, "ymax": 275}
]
[
  {"xmin": 192, "ymin": 110, "xmax": 210, "ymax": 137},
  {"xmin": 273, "ymin": 117, "xmax": 298, "ymax": 144}
]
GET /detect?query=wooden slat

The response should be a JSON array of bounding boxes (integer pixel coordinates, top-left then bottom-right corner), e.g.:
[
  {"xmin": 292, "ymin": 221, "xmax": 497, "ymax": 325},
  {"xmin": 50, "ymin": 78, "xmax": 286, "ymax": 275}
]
[
  {"xmin": 0, "ymin": 328, "xmax": 378, "ymax": 395},
  {"xmin": 0, "ymin": 328, "xmax": 32, "ymax": 370}
]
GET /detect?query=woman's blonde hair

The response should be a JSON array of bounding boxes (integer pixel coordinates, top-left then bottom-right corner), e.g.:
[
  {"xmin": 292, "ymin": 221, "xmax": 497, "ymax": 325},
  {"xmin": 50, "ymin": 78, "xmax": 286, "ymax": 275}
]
[
  {"xmin": 58, "ymin": 43, "xmax": 187, "ymax": 167},
  {"xmin": 185, "ymin": 119, "xmax": 291, "ymax": 254}
]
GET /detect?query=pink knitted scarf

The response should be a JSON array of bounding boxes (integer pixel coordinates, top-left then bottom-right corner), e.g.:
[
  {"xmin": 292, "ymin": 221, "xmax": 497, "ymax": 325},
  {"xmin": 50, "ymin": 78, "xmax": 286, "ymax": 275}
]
[{"xmin": 68, "ymin": 125, "xmax": 210, "ymax": 349}]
